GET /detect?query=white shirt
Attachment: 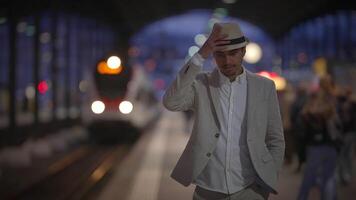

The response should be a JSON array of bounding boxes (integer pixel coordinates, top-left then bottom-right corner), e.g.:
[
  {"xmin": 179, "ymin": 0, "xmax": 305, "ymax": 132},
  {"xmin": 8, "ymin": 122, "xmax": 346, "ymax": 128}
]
[{"xmin": 191, "ymin": 53, "xmax": 257, "ymax": 194}]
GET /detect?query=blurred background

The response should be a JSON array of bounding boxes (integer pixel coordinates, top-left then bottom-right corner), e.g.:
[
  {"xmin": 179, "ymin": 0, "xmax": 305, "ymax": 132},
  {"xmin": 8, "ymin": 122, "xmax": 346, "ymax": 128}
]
[{"xmin": 0, "ymin": 0, "xmax": 356, "ymax": 199}]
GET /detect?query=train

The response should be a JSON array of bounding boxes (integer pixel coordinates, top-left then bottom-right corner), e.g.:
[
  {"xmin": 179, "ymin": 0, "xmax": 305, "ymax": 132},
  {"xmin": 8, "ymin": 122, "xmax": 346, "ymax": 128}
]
[{"xmin": 82, "ymin": 55, "xmax": 160, "ymax": 144}]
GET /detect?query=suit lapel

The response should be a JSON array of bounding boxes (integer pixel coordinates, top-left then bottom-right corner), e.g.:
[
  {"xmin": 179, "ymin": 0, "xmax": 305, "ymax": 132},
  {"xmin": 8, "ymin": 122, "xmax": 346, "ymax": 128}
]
[
  {"xmin": 207, "ymin": 69, "xmax": 224, "ymax": 130},
  {"xmin": 246, "ymin": 70, "xmax": 259, "ymax": 138}
]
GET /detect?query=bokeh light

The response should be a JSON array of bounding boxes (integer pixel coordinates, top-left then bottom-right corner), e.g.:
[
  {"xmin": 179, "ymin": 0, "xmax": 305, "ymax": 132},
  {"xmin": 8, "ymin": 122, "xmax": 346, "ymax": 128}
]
[
  {"xmin": 91, "ymin": 101, "xmax": 105, "ymax": 114},
  {"xmin": 37, "ymin": 81, "xmax": 48, "ymax": 94},
  {"xmin": 188, "ymin": 46, "xmax": 200, "ymax": 57},
  {"xmin": 244, "ymin": 42, "xmax": 263, "ymax": 64},
  {"xmin": 194, "ymin": 34, "xmax": 207, "ymax": 47},
  {"xmin": 119, "ymin": 101, "xmax": 133, "ymax": 114},
  {"xmin": 25, "ymin": 85, "xmax": 35, "ymax": 99},
  {"xmin": 107, "ymin": 56, "xmax": 121, "ymax": 69}
]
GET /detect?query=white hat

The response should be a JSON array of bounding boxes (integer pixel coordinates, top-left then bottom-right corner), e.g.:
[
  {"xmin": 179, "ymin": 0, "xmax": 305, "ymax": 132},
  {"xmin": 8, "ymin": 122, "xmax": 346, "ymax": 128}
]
[{"xmin": 215, "ymin": 22, "xmax": 249, "ymax": 51}]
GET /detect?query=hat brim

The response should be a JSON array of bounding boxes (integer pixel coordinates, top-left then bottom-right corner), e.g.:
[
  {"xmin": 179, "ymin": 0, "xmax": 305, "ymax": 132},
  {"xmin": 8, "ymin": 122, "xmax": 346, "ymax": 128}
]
[
  {"xmin": 224, "ymin": 41, "xmax": 249, "ymax": 51},
  {"xmin": 214, "ymin": 41, "xmax": 249, "ymax": 52}
]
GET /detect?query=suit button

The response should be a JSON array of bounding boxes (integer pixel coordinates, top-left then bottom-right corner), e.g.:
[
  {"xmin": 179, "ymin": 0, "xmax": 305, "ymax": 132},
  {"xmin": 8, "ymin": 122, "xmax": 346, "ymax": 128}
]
[
  {"xmin": 215, "ymin": 133, "xmax": 220, "ymax": 138},
  {"xmin": 206, "ymin": 153, "xmax": 211, "ymax": 157}
]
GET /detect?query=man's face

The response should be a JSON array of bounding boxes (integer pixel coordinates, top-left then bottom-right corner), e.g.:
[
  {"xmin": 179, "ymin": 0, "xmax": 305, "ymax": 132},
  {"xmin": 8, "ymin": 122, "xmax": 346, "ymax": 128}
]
[{"xmin": 213, "ymin": 47, "xmax": 246, "ymax": 79}]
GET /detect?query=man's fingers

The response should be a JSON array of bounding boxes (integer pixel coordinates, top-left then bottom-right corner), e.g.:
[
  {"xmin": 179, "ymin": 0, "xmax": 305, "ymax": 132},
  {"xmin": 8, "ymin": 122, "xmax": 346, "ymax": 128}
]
[
  {"xmin": 210, "ymin": 24, "xmax": 222, "ymax": 38},
  {"xmin": 212, "ymin": 24, "xmax": 222, "ymax": 33},
  {"xmin": 210, "ymin": 31, "xmax": 228, "ymax": 43},
  {"xmin": 214, "ymin": 40, "xmax": 230, "ymax": 46},
  {"xmin": 217, "ymin": 34, "xmax": 229, "ymax": 40}
]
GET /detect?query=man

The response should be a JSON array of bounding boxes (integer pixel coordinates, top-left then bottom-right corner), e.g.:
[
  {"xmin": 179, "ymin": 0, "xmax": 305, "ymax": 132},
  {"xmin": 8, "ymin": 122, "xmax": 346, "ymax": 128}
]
[{"xmin": 163, "ymin": 22, "xmax": 285, "ymax": 200}]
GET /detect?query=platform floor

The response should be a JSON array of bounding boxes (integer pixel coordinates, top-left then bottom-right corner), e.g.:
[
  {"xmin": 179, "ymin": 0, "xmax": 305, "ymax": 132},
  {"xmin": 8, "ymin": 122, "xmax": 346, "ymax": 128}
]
[{"xmin": 96, "ymin": 110, "xmax": 356, "ymax": 200}]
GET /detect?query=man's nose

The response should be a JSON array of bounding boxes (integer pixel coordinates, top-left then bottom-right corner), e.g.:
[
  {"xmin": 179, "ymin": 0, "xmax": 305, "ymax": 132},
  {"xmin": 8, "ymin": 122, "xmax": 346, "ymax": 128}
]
[{"xmin": 226, "ymin": 55, "xmax": 235, "ymax": 64}]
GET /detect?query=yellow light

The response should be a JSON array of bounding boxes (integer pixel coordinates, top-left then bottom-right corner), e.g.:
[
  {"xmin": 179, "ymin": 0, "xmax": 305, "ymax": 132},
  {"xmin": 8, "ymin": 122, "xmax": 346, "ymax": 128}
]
[
  {"xmin": 97, "ymin": 61, "xmax": 123, "ymax": 75},
  {"xmin": 273, "ymin": 76, "xmax": 287, "ymax": 91},
  {"xmin": 115, "ymin": 66, "xmax": 123, "ymax": 74},
  {"xmin": 313, "ymin": 57, "xmax": 327, "ymax": 77},
  {"xmin": 258, "ymin": 71, "xmax": 271, "ymax": 79},
  {"xmin": 119, "ymin": 101, "xmax": 133, "ymax": 114},
  {"xmin": 257, "ymin": 71, "xmax": 286, "ymax": 91},
  {"xmin": 244, "ymin": 43, "xmax": 263, "ymax": 64},
  {"xmin": 107, "ymin": 56, "xmax": 121, "ymax": 69},
  {"xmin": 98, "ymin": 61, "xmax": 108, "ymax": 74},
  {"xmin": 91, "ymin": 101, "xmax": 105, "ymax": 114}
]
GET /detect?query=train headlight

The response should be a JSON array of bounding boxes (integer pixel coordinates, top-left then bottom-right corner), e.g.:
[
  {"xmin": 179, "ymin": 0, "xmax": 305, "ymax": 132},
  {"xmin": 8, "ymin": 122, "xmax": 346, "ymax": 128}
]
[
  {"xmin": 119, "ymin": 101, "xmax": 133, "ymax": 114},
  {"xmin": 91, "ymin": 100, "xmax": 105, "ymax": 114},
  {"xmin": 107, "ymin": 56, "xmax": 121, "ymax": 69}
]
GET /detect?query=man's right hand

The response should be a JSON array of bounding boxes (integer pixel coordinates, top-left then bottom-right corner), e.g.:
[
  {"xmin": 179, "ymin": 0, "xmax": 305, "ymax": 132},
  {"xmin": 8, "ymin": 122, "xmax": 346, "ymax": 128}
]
[{"xmin": 198, "ymin": 24, "xmax": 230, "ymax": 59}]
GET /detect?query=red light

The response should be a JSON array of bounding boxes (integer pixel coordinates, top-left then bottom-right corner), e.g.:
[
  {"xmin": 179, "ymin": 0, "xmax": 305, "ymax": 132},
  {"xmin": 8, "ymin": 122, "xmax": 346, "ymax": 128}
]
[
  {"xmin": 38, "ymin": 81, "xmax": 48, "ymax": 94},
  {"xmin": 257, "ymin": 71, "xmax": 271, "ymax": 78},
  {"xmin": 257, "ymin": 71, "xmax": 280, "ymax": 79},
  {"xmin": 154, "ymin": 79, "xmax": 165, "ymax": 90},
  {"xmin": 269, "ymin": 72, "xmax": 278, "ymax": 78}
]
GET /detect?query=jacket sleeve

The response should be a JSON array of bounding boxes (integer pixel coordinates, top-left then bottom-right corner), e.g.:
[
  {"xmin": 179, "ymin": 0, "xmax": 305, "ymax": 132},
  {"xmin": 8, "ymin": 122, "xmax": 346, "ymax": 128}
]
[
  {"xmin": 265, "ymin": 81, "xmax": 285, "ymax": 172},
  {"xmin": 162, "ymin": 59, "xmax": 202, "ymax": 112}
]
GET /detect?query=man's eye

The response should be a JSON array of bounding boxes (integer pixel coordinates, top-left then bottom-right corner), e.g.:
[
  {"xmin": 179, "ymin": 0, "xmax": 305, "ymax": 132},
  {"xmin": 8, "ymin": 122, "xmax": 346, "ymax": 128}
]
[{"xmin": 230, "ymin": 52, "xmax": 238, "ymax": 56}]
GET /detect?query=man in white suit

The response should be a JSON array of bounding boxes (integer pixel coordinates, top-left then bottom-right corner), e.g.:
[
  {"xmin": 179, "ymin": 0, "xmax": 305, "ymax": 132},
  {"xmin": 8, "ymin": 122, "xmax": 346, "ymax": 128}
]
[{"xmin": 163, "ymin": 22, "xmax": 285, "ymax": 200}]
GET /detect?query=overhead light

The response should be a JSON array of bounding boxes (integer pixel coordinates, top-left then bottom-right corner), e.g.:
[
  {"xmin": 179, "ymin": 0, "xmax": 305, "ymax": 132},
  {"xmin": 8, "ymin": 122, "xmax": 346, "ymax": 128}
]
[
  {"xmin": 244, "ymin": 42, "xmax": 262, "ymax": 64},
  {"xmin": 222, "ymin": 0, "xmax": 237, "ymax": 4}
]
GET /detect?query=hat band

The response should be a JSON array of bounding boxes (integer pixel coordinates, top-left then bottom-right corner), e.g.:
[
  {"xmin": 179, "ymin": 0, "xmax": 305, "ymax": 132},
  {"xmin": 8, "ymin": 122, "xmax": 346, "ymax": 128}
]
[{"xmin": 216, "ymin": 36, "xmax": 247, "ymax": 46}]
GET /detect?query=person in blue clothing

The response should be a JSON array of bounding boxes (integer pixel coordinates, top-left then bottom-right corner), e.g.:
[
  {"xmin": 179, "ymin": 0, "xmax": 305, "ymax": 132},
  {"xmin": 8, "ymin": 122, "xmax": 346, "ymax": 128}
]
[{"xmin": 297, "ymin": 75, "xmax": 342, "ymax": 200}]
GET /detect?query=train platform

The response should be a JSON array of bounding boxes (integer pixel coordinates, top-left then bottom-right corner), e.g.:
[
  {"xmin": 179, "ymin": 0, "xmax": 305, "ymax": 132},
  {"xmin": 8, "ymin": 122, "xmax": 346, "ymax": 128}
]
[
  {"xmin": 95, "ymin": 110, "xmax": 356, "ymax": 200},
  {"xmin": 1, "ymin": 110, "xmax": 355, "ymax": 200}
]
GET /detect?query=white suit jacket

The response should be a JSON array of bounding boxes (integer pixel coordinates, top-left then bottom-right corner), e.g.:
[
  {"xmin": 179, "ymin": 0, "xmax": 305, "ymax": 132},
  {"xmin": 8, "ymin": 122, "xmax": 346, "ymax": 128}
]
[{"xmin": 162, "ymin": 59, "xmax": 285, "ymax": 194}]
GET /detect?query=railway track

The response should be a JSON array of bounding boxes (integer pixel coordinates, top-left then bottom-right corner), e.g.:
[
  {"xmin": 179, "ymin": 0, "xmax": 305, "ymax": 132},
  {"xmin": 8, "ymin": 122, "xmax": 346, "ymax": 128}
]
[{"xmin": 4, "ymin": 145, "xmax": 129, "ymax": 200}]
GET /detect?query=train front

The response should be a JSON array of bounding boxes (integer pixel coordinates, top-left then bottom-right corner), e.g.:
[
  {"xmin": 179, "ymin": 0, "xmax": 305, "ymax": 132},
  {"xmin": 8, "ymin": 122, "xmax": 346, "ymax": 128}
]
[{"xmin": 83, "ymin": 55, "xmax": 160, "ymax": 144}]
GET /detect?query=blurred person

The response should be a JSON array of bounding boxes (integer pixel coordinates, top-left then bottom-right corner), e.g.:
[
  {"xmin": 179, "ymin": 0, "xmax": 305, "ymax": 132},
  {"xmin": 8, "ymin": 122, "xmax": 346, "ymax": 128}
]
[
  {"xmin": 163, "ymin": 22, "xmax": 285, "ymax": 200},
  {"xmin": 335, "ymin": 86, "xmax": 356, "ymax": 185},
  {"xmin": 290, "ymin": 83, "xmax": 309, "ymax": 173},
  {"xmin": 297, "ymin": 75, "xmax": 342, "ymax": 200}
]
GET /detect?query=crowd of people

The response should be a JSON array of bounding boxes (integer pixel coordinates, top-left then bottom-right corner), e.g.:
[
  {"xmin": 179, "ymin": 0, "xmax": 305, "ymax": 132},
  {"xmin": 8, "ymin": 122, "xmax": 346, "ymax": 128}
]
[{"xmin": 288, "ymin": 74, "xmax": 356, "ymax": 200}]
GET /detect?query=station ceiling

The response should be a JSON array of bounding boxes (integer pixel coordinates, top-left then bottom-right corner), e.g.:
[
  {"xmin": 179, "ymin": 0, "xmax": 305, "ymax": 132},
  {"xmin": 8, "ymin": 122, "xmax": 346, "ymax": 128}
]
[{"xmin": 1, "ymin": 0, "xmax": 356, "ymax": 38}]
